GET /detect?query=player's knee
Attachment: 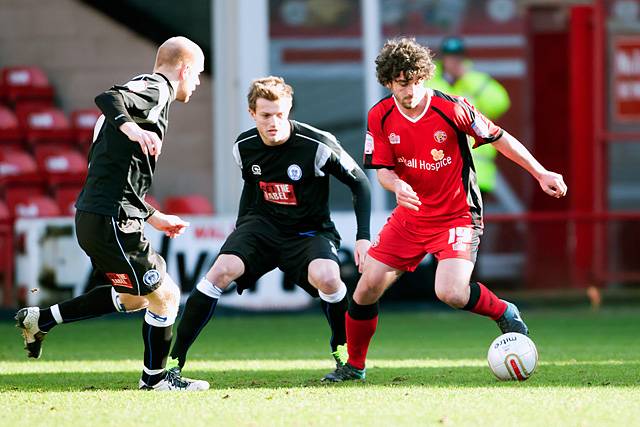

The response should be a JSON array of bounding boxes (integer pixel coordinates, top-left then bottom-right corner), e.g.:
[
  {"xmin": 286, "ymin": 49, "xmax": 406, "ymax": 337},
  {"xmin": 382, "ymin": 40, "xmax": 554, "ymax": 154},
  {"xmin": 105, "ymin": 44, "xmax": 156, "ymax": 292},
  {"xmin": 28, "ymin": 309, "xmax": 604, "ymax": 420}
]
[
  {"xmin": 208, "ymin": 256, "xmax": 243, "ymax": 287},
  {"xmin": 354, "ymin": 277, "xmax": 385, "ymax": 304},
  {"xmin": 146, "ymin": 276, "xmax": 181, "ymax": 320},
  {"xmin": 309, "ymin": 270, "xmax": 342, "ymax": 294},
  {"xmin": 435, "ymin": 285, "xmax": 467, "ymax": 308}
]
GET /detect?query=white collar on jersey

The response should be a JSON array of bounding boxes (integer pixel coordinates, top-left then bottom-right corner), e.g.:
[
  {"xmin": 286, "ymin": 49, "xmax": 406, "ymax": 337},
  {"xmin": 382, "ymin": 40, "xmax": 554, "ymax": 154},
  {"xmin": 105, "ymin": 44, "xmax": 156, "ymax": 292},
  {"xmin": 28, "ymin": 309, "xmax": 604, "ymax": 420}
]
[{"xmin": 393, "ymin": 88, "xmax": 433, "ymax": 123}]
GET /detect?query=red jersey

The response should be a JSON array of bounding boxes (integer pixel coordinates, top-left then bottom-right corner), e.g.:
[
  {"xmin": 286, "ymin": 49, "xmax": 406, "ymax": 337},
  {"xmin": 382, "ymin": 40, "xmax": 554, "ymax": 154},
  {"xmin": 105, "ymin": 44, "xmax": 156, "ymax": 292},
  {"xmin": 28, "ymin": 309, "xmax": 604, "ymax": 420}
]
[{"xmin": 364, "ymin": 90, "xmax": 503, "ymax": 225}]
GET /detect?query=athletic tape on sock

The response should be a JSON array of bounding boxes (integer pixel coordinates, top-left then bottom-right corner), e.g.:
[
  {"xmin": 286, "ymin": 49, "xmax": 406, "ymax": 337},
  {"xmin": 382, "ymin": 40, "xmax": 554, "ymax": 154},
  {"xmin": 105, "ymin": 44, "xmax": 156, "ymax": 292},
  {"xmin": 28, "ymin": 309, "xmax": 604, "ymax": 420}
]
[
  {"xmin": 50, "ymin": 304, "xmax": 63, "ymax": 324},
  {"xmin": 196, "ymin": 277, "xmax": 223, "ymax": 299},
  {"xmin": 318, "ymin": 282, "xmax": 347, "ymax": 304},
  {"xmin": 142, "ymin": 366, "xmax": 164, "ymax": 375},
  {"xmin": 144, "ymin": 309, "xmax": 176, "ymax": 327},
  {"xmin": 111, "ymin": 288, "xmax": 127, "ymax": 313}
]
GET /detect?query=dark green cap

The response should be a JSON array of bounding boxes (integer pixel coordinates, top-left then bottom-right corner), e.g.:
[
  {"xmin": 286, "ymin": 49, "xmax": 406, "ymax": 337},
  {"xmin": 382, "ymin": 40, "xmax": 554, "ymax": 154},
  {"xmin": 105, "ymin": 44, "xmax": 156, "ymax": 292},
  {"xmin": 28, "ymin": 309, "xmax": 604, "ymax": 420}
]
[{"xmin": 441, "ymin": 36, "xmax": 465, "ymax": 55}]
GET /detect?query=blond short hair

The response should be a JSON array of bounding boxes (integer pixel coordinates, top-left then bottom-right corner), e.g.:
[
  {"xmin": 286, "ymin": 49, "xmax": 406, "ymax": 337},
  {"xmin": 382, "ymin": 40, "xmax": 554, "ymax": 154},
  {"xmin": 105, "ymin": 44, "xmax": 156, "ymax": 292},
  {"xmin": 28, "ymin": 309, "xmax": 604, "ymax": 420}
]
[{"xmin": 247, "ymin": 76, "xmax": 294, "ymax": 111}]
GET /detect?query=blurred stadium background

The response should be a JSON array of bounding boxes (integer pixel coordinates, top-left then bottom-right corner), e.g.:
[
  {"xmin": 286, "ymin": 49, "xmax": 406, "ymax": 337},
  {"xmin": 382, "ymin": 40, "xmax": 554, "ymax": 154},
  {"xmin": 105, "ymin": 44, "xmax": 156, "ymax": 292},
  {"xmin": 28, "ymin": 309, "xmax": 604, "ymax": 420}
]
[
  {"xmin": 2, "ymin": 2, "xmax": 640, "ymax": 426},
  {"xmin": 0, "ymin": 0, "xmax": 639, "ymax": 313}
]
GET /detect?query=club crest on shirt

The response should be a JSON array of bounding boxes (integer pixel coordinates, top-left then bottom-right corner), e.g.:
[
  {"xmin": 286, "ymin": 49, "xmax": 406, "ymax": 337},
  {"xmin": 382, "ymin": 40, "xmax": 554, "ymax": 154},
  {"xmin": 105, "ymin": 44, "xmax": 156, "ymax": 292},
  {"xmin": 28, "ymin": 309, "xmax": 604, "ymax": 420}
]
[
  {"xmin": 287, "ymin": 164, "xmax": 302, "ymax": 181},
  {"xmin": 251, "ymin": 165, "xmax": 262, "ymax": 175},
  {"xmin": 431, "ymin": 149, "xmax": 444, "ymax": 161},
  {"xmin": 143, "ymin": 269, "xmax": 161, "ymax": 286},
  {"xmin": 388, "ymin": 132, "xmax": 401, "ymax": 144},
  {"xmin": 434, "ymin": 130, "xmax": 447, "ymax": 143}
]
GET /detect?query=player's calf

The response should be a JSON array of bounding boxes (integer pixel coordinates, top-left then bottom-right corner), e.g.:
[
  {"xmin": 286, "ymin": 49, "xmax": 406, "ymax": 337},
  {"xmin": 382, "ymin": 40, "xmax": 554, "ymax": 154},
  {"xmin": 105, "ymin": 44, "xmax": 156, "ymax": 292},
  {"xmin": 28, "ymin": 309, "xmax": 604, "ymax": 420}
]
[{"xmin": 139, "ymin": 277, "xmax": 181, "ymax": 388}]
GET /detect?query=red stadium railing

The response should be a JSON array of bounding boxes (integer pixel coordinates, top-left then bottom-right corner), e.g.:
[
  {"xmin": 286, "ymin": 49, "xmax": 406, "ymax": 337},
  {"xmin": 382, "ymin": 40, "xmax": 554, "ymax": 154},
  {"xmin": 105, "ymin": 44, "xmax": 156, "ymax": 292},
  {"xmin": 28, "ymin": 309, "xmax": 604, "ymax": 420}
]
[{"xmin": 485, "ymin": 211, "xmax": 640, "ymax": 292}]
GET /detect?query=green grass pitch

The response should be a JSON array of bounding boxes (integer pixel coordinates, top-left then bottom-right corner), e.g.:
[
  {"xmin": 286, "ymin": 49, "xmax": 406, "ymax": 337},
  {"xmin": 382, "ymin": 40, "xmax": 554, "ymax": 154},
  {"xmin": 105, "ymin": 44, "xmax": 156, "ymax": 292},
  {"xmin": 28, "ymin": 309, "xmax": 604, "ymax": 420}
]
[{"xmin": 1, "ymin": 307, "xmax": 639, "ymax": 426}]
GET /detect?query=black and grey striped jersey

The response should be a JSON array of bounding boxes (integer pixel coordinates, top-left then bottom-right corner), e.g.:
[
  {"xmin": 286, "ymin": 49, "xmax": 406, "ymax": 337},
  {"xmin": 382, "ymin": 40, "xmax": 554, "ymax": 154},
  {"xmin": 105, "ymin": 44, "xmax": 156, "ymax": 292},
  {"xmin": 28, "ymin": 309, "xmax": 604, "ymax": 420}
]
[
  {"xmin": 76, "ymin": 73, "xmax": 174, "ymax": 219},
  {"xmin": 232, "ymin": 120, "xmax": 371, "ymax": 240}
]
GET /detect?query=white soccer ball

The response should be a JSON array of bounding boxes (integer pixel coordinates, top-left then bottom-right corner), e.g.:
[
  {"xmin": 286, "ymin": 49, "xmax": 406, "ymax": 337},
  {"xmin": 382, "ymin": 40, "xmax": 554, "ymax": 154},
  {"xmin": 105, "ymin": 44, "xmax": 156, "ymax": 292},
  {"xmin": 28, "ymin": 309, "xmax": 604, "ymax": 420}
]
[{"xmin": 487, "ymin": 332, "xmax": 538, "ymax": 381}]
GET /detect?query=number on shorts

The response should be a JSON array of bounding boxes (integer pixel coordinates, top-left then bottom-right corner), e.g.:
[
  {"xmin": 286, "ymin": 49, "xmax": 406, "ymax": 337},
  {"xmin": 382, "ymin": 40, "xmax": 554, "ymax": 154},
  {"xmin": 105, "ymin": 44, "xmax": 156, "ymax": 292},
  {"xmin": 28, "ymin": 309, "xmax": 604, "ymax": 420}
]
[{"xmin": 448, "ymin": 227, "xmax": 472, "ymax": 251}]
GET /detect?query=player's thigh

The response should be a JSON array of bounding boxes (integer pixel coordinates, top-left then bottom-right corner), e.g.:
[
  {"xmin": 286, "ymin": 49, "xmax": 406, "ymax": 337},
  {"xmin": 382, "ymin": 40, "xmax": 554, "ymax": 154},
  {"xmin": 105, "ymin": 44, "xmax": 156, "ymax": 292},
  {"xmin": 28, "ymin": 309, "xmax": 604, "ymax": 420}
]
[
  {"xmin": 368, "ymin": 214, "xmax": 427, "ymax": 272},
  {"xmin": 75, "ymin": 211, "xmax": 166, "ymax": 297},
  {"xmin": 279, "ymin": 234, "xmax": 340, "ymax": 297},
  {"xmin": 434, "ymin": 257, "xmax": 475, "ymax": 297},
  {"xmin": 353, "ymin": 255, "xmax": 404, "ymax": 304},
  {"xmin": 218, "ymin": 216, "xmax": 279, "ymax": 293}
]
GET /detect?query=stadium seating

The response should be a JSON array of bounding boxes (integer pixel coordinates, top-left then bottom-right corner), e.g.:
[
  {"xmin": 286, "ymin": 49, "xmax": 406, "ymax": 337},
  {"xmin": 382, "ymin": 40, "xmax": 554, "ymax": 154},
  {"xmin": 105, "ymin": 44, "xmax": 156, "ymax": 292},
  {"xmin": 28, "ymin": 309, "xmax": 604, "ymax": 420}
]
[
  {"xmin": 34, "ymin": 146, "xmax": 87, "ymax": 187},
  {"xmin": 0, "ymin": 105, "xmax": 23, "ymax": 148},
  {"xmin": 70, "ymin": 108, "xmax": 101, "ymax": 146},
  {"xmin": 164, "ymin": 194, "xmax": 214, "ymax": 215},
  {"xmin": 17, "ymin": 106, "xmax": 74, "ymax": 147},
  {"xmin": 0, "ymin": 149, "xmax": 46, "ymax": 213},
  {"xmin": 10, "ymin": 194, "xmax": 61, "ymax": 218},
  {"xmin": 53, "ymin": 185, "xmax": 82, "ymax": 216},
  {"xmin": 0, "ymin": 66, "xmax": 54, "ymax": 107},
  {"xmin": 0, "ymin": 148, "xmax": 41, "ymax": 184}
]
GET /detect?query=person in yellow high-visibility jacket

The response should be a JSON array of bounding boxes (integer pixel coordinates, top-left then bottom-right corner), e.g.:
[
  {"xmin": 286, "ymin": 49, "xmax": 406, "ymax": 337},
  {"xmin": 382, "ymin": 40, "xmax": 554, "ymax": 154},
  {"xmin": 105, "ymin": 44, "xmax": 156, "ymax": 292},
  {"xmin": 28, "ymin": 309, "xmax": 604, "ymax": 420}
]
[{"xmin": 428, "ymin": 36, "xmax": 510, "ymax": 193}]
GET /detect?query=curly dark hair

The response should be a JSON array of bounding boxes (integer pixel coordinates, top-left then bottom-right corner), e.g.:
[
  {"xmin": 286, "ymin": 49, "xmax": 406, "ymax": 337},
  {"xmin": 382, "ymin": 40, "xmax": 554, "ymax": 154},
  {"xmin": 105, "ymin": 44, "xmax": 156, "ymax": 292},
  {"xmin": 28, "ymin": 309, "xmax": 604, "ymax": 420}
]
[{"xmin": 375, "ymin": 37, "xmax": 435, "ymax": 86}]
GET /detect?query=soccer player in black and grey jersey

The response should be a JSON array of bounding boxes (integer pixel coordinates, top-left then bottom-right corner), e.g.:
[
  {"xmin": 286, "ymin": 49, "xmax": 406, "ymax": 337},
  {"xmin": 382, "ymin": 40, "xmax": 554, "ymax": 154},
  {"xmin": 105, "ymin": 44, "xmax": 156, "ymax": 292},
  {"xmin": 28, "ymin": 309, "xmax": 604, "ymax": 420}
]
[
  {"xmin": 169, "ymin": 76, "xmax": 372, "ymax": 371},
  {"xmin": 15, "ymin": 37, "xmax": 209, "ymax": 391}
]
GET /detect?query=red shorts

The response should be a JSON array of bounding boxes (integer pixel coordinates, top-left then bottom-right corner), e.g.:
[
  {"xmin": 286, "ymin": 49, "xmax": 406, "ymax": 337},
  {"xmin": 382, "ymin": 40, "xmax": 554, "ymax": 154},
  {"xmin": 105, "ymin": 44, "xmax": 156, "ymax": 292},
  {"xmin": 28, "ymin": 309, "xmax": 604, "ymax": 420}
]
[{"xmin": 368, "ymin": 211, "xmax": 483, "ymax": 272}]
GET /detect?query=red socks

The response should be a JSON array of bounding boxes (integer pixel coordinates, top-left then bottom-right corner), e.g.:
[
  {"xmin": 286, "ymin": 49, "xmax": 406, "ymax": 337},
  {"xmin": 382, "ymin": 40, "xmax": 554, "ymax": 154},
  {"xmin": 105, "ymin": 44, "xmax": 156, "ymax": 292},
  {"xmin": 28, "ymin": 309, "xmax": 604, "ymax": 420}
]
[
  {"xmin": 345, "ymin": 312, "xmax": 378, "ymax": 370},
  {"xmin": 469, "ymin": 282, "xmax": 507, "ymax": 320}
]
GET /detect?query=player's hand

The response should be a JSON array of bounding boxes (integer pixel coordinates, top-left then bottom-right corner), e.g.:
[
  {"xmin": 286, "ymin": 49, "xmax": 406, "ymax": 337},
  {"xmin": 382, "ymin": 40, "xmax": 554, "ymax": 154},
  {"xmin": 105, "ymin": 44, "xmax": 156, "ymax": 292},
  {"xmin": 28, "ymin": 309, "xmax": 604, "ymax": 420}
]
[
  {"xmin": 119, "ymin": 122, "xmax": 163, "ymax": 159},
  {"xmin": 538, "ymin": 171, "xmax": 567, "ymax": 198},
  {"xmin": 394, "ymin": 179, "xmax": 421, "ymax": 211},
  {"xmin": 354, "ymin": 239, "xmax": 370, "ymax": 273},
  {"xmin": 147, "ymin": 211, "xmax": 190, "ymax": 238}
]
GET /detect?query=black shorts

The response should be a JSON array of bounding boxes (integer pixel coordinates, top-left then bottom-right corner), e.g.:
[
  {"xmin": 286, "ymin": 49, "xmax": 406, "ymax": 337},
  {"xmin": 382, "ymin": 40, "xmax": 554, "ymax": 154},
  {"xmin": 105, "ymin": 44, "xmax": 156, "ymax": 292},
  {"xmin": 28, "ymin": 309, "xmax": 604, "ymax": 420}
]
[
  {"xmin": 219, "ymin": 216, "xmax": 341, "ymax": 297},
  {"xmin": 75, "ymin": 210, "xmax": 166, "ymax": 296}
]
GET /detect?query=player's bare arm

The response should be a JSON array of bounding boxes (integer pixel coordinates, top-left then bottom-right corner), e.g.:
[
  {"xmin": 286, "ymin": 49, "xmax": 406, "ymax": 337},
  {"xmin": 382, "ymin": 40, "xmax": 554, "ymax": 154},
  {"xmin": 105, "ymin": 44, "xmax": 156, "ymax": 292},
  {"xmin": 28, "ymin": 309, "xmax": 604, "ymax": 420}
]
[
  {"xmin": 492, "ymin": 131, "xmax": 568, "ymax": 198},
  {"xmin": 147, "ymin": 211, "xmax": 190, "ymax": 238},
  {"xmin": 376, "ymin": 168, "xmax": 422, "ymax": 211}
]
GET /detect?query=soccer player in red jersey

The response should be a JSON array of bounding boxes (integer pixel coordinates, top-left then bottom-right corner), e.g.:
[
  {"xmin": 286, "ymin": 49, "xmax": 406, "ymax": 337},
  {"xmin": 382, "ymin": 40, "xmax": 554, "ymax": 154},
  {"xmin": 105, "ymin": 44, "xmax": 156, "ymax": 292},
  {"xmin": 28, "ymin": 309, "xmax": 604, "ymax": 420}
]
[{"xmin": 323, "ymin": 37, "xmax": 567, "ymax": 382}]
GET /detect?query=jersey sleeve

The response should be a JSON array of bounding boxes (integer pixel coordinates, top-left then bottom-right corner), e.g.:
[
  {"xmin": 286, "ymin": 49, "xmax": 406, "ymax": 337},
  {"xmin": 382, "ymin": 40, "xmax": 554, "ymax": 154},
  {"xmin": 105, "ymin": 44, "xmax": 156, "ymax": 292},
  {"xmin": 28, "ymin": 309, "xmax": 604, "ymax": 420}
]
[
  {"xmin": 453, "ymin": 97, "xmax": 504, "ymax": 148},
  {"xmin": 363, "ymin": 107, "xmax": 396, "ymax": 169},
  {"xmin": 94, "ymin": 76, "xmax": 170, "ymax": 129},
  {"xmin": 315, "ymin": 135, "xmax": 372, "ymax": 241}
]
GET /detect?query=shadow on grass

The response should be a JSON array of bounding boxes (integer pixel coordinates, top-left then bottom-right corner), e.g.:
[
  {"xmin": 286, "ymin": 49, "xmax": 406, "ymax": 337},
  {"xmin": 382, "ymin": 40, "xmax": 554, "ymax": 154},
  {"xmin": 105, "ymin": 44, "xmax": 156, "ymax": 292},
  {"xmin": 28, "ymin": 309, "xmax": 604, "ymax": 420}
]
[{"xmin": 1, "ymin": 363, "xmax": 639, "ymax": 392}]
